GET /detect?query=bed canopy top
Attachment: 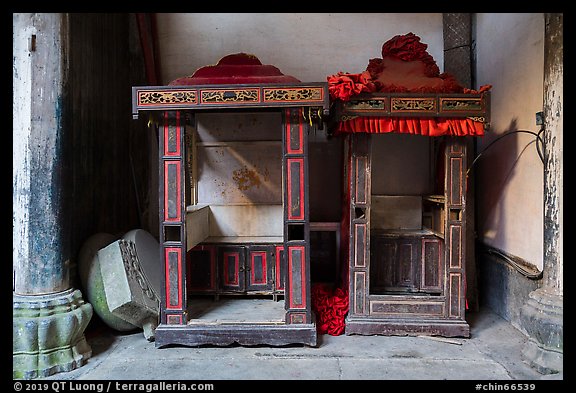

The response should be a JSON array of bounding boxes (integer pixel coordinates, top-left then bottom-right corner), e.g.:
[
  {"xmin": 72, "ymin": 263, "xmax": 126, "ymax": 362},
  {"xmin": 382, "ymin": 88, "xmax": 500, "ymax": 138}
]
[
  {"xmin": 132, "ymin": 52, "xmax": 328, "ymax": 119},
  {"xmin": 168, "ymin": 52, "xmax": 302, "ymax": 85},
  {"xmin": 327, "ymin": 32, "xmax": 491, "ymax": 137}
]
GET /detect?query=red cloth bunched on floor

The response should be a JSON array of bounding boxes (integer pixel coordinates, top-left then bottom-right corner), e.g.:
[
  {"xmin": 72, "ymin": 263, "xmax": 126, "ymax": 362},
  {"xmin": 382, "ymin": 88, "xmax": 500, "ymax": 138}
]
[{"xmin": 311, "ymin": 283, "xmax": 349, "ymax": 336}]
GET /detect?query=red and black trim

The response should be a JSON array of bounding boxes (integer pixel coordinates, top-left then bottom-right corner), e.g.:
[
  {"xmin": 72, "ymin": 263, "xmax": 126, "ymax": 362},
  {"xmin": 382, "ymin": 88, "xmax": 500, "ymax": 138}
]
[
  {"xmin": 282, "ymin": 108, "xmax": 312, "ymax": 324},
  {"xmin": 159, "ymin": 111, "xmax": 187, "ymax": 325}
]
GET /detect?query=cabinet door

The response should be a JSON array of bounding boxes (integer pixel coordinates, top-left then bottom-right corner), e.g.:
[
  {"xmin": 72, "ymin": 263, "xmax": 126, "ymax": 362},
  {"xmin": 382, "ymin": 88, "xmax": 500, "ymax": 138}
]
[
  {"xmin": 420, "ymin": 237, "xmax": 443, "ymax": 294},
  {"xmin": 246, "ymin": 245, "xmax": 274, "ymax": 292},
  {"xmin": 218, "ymin": 246, "xmax": 245, "ymax": 292},
  {"xmin": 396, "ymin": 237, "xmax": 419, "ymax": 291},
  {"xmin": 187, "ymin": 245, "xmax": 217, "ymax": 293},
  {"xmin": 370, "ymin": 236, "xmax": 419, "ymax": 293},
  {"xmin": 370, "ymin": 236, "xmax": 396, "ymax": 292}
]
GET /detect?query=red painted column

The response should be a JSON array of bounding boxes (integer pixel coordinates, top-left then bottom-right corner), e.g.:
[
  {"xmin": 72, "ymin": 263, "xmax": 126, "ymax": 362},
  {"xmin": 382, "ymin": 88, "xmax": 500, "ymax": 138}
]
[
  {"xmin": 283, "ymin": 108, "xmax": 312, "ymax": 324},
  {"xmin": 158, "ymin": 110, "xmax": 187, "ymax": 325}
]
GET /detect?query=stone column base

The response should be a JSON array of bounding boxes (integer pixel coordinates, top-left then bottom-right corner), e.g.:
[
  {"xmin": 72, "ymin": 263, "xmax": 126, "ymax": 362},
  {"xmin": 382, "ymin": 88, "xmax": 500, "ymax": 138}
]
[
  {"xmin": 519, "ymin": 287, "xmax": 563, "ymax": 374},
  {"xmin": 13, "ymin": 288, "xmax": 93, "ymax": 380}
]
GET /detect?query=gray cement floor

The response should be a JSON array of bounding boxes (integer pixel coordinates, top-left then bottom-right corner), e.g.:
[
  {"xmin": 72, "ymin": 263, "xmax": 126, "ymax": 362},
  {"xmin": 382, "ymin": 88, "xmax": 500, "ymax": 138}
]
[{"xmin": 39, "ymin": 307, "xmax": 563, "ymax": 382}]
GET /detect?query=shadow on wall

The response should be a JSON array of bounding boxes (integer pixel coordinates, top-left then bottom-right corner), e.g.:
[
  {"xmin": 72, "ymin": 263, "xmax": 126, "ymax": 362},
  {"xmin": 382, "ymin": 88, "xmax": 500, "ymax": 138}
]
[
  {"xmin": 477, "ymin": 118, "xmax": 533, "ymax": 241},
  {"xmin": 475, "ymin": 117, "xmax": 540, "ymax": 317}
]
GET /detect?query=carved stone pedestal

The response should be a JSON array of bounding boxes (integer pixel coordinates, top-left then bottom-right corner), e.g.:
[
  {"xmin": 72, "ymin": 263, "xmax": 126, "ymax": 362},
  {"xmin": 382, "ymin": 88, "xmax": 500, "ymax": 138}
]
[
  {"xmin": 520, "ymin": 288, "xmax": 563, "ymax": 374},
  {"xmin": 13, "ymin": 289, "xmax": 93, "ymax": 380}
]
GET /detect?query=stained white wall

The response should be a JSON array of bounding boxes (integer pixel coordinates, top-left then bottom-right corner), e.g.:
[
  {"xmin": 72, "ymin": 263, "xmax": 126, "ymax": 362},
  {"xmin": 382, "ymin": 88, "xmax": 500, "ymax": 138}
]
[
  {"xmin": 156, "ymin": 13, "xmax": 443, "ymax": 84},
  {"xmin": 475, "ymin": 13, "xmax": 545, "ymax": 270}
]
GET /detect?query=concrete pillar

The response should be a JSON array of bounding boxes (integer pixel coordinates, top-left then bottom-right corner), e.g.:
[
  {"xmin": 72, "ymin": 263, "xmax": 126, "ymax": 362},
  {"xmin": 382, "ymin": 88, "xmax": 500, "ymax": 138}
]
[
  {"xmin": 519, "ymin": 13, "xmax": 563, "ymax": 375},
  {"xmin": 13, "ymin": 13, "xmax": 92, "ymax": 379}
]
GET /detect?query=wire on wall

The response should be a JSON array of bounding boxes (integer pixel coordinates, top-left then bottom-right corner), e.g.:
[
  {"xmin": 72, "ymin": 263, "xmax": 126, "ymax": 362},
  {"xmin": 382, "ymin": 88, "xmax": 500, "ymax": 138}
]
[
  {"xmin": 470, "ymin": 125, "xmax": 546, "ymax": 279},
  {"xmin": 481, "ymin": 245, "xmax": 543, "ymax": 280},
  {"xmin": 466, "ymin": 126, "xmax": 545, "ymax": 178}
]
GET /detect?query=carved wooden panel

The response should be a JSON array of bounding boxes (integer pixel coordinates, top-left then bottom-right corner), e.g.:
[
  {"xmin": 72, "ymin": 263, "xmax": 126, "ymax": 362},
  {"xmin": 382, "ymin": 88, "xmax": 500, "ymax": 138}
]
[
  {"xmin": 370, "ymin": 236, "xmax": 419, "ymax": 293},
  {"xmin": 420, "ymin": 238, "xmax": 443, "ymax": 293},
  {"xmin": 354, "ymin": 223, "xmax": 367, "ymax": 268},
  {"xmin": 333, "ymin": 92, "xmax": 488, "ymax": 123},
  {"xmin": 200, "ymin": 88, "xmax": 260, "ymax": 104},
  {"xmin": 449, "ymin": 157, "xmax": 464, "ymax": 206},
  {"xmin": 288, "ymin": 312, "xmax": 307, "ymax": 324},
  {"xmin": 219, "ymin": 247, "xmax": 245, "ymax": 292},
  {"xmin": 164, "ymin": 161, "xmax": 181, "ymax": 222},
  {"xmin": 370, "ymin": 300, "xmax": 444, "ymax": 316},
  {"xmin": 287, "ymin": 158, "xmax": 305, "ymax": 220},
  {"xmin": 391, "ymin": 97, "xmax": 436, "ymax": 113},
  {"xmin": 449, "ymin": 225, "xmax": 463, "ymax": 269},
  {"xmin": 133, "ymin": 83, "xmax": 328, "ymax": 117},
  {"xmin": 355, "ymin": 156, "xmax": 368, "ymax": 204},
  {"xmin": 164, "ymin": 247, "xmax": 182, "ymax": 310},
  {"xmin": 164, "ymin": 111, "xmax": 181, "ymax": 156},
  {"xmin": 449, "ymin": 273, "xmax": 463, "ymax": 318},
  {"xmin": 166, "ymin": 314, "xmax": 184, "ymax": 325},
  {"xmin": 288, "ymin": 246, "xmax": 306, "ymax": 310},
  {"xmin": 353, "ymin": 271, "xmax": 367, "ymax": 315},
  {"xmin": 286, "ymin": 114, "xmax": 303, "ymax": 154},
  {"xmin": 246, "ymin": 245, "xmax": 274, "ymax": 291}
]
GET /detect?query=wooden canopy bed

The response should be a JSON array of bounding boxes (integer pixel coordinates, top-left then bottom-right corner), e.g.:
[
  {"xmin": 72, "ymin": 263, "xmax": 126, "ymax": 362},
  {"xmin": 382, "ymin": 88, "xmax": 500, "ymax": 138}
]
[
  {"xmin": 326, "ymin": 33, "xmax": 491, "ymax": 337},
  {"xmin": 132, "ymin": 53, "xmax": 329, "ymax": 347}
]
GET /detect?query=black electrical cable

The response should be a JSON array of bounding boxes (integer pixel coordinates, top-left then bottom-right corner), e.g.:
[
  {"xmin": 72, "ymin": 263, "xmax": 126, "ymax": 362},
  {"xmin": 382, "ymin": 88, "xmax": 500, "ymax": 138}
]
[
  {"xmin": 470, "ymin": 127, "xmax": 546, "ymax": 279},
  {"xmin": 484, "ymin": 247, "xmax": 543, "ymax": 280},
  {"xmin": 466, "ymin": 127, "xmax": 545, "ymax": 177}
]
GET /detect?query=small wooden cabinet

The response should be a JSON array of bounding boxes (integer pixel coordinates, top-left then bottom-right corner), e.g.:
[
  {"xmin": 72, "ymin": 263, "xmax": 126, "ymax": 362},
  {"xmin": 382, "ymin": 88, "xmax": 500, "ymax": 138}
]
[
  {"xmin": 370, "ymin": 233, "xmax": 443, "ymax": 295},
  {"xmin": 188, "ymin": 243, "xmax": 282, "ymax": 296},
  {"xmin": 371, "ymin": 234, "xmax": 420, "ymax": 293},
  {"xmin": 221, "ymin": 245, "xmax": 273, "ymax": 292}
]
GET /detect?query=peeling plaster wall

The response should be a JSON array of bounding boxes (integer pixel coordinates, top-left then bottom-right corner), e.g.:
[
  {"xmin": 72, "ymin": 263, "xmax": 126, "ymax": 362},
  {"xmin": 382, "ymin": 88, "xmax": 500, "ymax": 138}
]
[{"xmin": 475, "ymin": 13, "xmax": 545, "ymax": 270}]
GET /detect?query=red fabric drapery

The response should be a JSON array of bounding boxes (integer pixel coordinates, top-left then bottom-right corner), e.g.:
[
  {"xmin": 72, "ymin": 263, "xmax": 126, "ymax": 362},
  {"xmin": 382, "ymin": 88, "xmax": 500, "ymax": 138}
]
[
  {"xmin": 334, "ymin": 116, "xmax": 485, "ymax": 137},
  {"xmin": 311, "ymin": 284, "xmax": 349, "ymax": 336},
  {"xmin": 168, "ymin": 53, "xmax": 301, "ymax": 85},
  {"xmin": 135, "ymin": 13, "xmax": 162, "ymax": 85}
]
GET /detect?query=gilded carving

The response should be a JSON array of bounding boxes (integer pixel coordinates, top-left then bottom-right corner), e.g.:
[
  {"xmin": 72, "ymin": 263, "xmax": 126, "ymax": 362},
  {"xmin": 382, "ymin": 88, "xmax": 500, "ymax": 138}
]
[
  {"xmin": 391, "ymin": 98, "xmax": 436, "ymax": 112},
  {"xmin": 344, "ymin": 99, "xmax": 386, "ymax": 111},
  {"xmin": 201, "ymin": 89, "xmax": 259, "ymax": 103},
  {"xmin": 138, "ymin": 90, "xmax": 197, "ymax": 105},
  {"xmin": 441, "ymin": 98, "xmax": 483, "ymax": 111},
  {"xmin": 264, "ymin": 87, "xmax": 323, "ymax": 102}
]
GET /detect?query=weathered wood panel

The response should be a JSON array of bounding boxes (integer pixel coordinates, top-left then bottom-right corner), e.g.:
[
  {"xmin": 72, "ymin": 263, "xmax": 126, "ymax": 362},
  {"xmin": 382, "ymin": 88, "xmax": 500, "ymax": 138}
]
[{"xmin": 69, "ymin": 14, "xmax": 151, "ymax": 290}]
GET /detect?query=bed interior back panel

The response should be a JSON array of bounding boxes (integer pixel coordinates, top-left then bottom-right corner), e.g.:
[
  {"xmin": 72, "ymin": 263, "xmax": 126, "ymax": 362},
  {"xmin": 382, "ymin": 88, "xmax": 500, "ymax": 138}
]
[
  {"xmin": 208, "ymin": 204, "xmax": 283, "ymax": 238},
  {"xmin": 196, "ymin": 112, "xmax": 282, "ymax": 143},
  {"xmin": 371, "ymin": 195, "xmax": 422, "ymax": 230}
]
